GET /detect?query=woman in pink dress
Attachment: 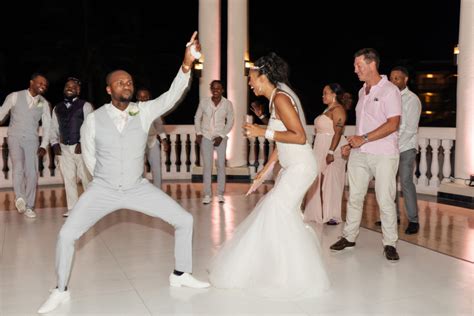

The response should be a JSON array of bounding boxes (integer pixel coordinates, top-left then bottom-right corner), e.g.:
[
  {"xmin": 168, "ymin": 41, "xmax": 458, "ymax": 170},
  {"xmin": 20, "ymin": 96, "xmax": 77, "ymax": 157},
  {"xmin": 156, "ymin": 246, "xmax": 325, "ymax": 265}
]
[{"xmin": 304, "ymin": 83, "xmax": 349, "ymax": 225}]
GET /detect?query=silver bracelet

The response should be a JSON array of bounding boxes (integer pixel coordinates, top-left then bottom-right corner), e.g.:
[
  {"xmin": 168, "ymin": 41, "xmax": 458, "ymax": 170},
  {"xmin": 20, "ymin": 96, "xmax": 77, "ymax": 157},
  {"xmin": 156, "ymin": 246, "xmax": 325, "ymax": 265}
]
[
  {"xmin": 328, "ymin": 150, "xmax": 335, "ymax": 155},
  {"xmin": 265, "ymin": 128, "xmax": 275, "ymax": 140},
  {"xmin": 259, "ymin": 114, "xmax": 266, "ymax": 119}
]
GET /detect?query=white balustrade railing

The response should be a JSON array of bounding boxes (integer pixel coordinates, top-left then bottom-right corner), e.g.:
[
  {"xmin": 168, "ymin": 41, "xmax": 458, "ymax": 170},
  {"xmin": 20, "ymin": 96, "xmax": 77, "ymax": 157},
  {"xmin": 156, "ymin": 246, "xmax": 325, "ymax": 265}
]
[{"xmin": 0, "ymin": 126, "xmax": 457, "ymax": 196}]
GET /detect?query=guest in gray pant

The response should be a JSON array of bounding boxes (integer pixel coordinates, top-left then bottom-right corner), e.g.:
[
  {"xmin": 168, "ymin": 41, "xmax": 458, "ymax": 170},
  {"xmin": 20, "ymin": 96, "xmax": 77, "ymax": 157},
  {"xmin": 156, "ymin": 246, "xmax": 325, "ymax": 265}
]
[
  {"xmin": 38, "ymin": 32, "xmax": 209, "ymax": 315},
  {"xmin": 194, "ymin": 80, "xmax": 234, "ymax": 204},
  {"xmin": 390, "ymin": 66, "xmax": 422, "ymax": 235},
  {"xmin": 0, "ymin": 73, "xmax": 52, "ymax": 219},
  {"xmin": 136, "ymin": 88, "xmax": 170, "ymax": 187}
]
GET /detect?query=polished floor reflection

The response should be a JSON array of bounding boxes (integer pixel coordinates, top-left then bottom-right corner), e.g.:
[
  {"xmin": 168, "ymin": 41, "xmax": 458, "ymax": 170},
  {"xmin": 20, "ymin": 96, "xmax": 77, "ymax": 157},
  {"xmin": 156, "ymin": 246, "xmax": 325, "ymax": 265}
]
[{"xmin": 1, "ymin": 183, "xmax": 473, "ymax": 315}]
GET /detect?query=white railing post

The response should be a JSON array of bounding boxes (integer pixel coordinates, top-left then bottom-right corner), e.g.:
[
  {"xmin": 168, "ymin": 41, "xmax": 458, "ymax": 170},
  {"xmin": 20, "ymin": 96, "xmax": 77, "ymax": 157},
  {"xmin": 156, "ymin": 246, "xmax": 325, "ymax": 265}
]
[
  {"xmin": 441, "ymin": 139, "xmax": 453, "ymax": 183},
  {"xmin": 418, "ymin": 138, "xmax": 429, "ymax": 187},
  {"xmin": 257, "ymin": 136, "xmax": 265, "ymax": 172},
  {"xmin": 429, "ymin": 138, "xmax": 440, "ymax": 188}
]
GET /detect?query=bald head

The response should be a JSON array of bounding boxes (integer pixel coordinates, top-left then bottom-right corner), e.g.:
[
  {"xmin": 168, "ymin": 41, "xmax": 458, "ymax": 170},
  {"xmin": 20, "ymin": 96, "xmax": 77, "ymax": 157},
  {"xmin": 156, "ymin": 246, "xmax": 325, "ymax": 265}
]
[{"xmin": 106, "ymin": 70, "xmax": 132, "ymax": 86}]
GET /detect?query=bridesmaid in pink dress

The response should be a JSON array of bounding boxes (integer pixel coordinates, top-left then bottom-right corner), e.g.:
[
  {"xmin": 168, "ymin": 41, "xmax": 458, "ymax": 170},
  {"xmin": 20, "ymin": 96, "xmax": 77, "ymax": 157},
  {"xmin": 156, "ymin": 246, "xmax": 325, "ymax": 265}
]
[{"xmin": 304, "ymin": 83, "xmax": 349, "ymax": 225}]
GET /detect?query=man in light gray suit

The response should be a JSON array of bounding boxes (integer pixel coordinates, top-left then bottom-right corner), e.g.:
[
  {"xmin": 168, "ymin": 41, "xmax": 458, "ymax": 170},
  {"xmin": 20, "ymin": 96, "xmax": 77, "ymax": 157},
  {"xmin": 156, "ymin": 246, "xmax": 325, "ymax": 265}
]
[
  {"xmin": 0, "ymin": 73, "xmax": 52, "ymax": 218},
  {"xmin": 38, "ymin": 32, "xmax": 209, "ymax": 315}
]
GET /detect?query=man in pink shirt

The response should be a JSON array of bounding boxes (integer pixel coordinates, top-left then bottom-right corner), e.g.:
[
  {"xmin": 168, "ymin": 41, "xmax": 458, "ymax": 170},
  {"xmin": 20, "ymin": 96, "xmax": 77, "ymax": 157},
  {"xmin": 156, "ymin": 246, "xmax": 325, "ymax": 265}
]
[{"xmin": 330, "ymin": 48, "xmax": 402, "ymax": 261}]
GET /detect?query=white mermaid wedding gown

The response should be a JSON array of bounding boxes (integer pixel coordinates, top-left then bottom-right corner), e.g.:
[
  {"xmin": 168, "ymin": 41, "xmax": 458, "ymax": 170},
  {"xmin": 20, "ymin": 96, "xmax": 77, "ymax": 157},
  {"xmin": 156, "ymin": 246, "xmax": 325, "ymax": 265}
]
[{"xmin": 208, "ymin": 91, "xmax": 330, "ymax": 299}]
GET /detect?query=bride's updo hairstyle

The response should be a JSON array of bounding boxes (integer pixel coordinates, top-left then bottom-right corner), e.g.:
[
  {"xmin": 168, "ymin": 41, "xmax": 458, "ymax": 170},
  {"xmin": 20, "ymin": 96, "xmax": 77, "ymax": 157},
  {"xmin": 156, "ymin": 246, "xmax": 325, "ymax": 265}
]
[{"xmin": 253, "ymin": 52, "xmax": 290, "ymax": 86}]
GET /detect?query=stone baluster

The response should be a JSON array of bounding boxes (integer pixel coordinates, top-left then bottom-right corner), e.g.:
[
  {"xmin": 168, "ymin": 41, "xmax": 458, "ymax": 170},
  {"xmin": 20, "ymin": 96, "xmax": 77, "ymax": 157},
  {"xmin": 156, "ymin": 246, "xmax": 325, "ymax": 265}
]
[
  {"xmin": 441, "ymin": 139, "xmax": 453, "ymax": 183},
  {"xmin": 429, "ymin": 139, "xmax": 440, "ymax": 188},
  {"xmin": 418, "ymin": 138, "xmax": 429, "ymax": 186}
]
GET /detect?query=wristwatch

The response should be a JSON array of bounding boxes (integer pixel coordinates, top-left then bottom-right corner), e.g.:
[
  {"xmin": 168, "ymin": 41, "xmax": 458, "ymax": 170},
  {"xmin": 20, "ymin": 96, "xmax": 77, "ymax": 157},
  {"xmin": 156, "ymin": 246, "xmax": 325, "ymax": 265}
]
[
  {"xmin": 259, "ymin": 114, "xmax": 266, "ymax": 120},
  {"xmin": 362, "ymin": 133, "xmax": 369, "ymax": 143}
]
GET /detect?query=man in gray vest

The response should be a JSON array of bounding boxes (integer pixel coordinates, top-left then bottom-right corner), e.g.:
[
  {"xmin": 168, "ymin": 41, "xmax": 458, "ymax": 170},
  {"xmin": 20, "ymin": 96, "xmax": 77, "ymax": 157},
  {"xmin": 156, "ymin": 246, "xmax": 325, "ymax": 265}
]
[
  {"xmin": 0, "ymin": 73, "xmax": 52, "ymax": 218},
  {"xmin": 50, "ymin": 77, "xmax": 94, "ymax": 217},
  {"xmin": 136, "ymin": 87, "xmax": 170, "ymax": 187},
  {"xmin": 38, "ymin": 32, "xmax": 209, "ymax": 315}
]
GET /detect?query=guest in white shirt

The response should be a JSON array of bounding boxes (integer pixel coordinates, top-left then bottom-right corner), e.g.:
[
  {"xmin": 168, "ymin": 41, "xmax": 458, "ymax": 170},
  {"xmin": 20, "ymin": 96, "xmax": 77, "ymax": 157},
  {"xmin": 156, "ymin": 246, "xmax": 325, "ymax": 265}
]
[
  {"xmin": 37, "ymin": 32, "xmax": 209, "ymax": 315},
  {"xmin": 389, "ymin": 66, "xmax": 422, "ymax": 235},
  {"xmin": 0, "ymin": 73, "xmax": 51, "ymax": 218},
  {"xmin": 136, "ymin": 88, "xmax": 170, "ymax": 187},
  {"xmin": 194, "ymin": 80, "xmax": 234, "ymax": 204}
]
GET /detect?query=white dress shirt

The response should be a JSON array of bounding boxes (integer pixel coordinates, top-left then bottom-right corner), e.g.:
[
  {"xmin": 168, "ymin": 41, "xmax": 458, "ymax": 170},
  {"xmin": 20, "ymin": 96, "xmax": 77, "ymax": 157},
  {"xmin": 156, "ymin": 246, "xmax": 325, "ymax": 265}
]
[
  {"xmin": 81, "ymin": 68, "xmax": 190, "ymax": 175},
  {"xmin": 194, "ymin": 97, "xmax": 234, "ymax": 140},
  {"xmin": 399, "ymin": 87, "xmax": 422, "ymax": 152},
  {"xmin": 50, "ymin": 99, "xmax": 94, "ymax": 145},
  {"xmin": 0, "ymin": 90, "xmax": 52, "ymax": 148}
]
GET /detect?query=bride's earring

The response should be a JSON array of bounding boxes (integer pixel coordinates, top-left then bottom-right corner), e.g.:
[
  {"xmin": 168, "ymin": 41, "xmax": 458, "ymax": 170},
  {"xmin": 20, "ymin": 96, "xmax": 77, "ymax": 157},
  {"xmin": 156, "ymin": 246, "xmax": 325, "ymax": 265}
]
[{"xmin": 258, "ymin": 86, "xmax": 263, "ymax": 93}]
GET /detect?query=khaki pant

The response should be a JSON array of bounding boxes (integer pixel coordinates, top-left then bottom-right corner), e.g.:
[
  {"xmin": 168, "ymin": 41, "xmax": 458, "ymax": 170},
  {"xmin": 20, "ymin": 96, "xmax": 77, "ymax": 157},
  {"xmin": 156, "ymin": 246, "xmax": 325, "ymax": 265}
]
[
  {"xmin": 58, "ymin": 144, "xmax": 91, "ymax": 210},
  {"xmin": 343, "ymin": 151, "xmax": 399, "ymax": 246}
]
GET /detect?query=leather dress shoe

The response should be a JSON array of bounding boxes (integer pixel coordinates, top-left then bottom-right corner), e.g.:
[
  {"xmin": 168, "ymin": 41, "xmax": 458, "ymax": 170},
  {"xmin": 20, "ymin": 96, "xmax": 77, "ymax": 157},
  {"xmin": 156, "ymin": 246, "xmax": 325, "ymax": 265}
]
[{"xmin": 405, "ymin": 222, "xmax": 420, "ymax": 235}]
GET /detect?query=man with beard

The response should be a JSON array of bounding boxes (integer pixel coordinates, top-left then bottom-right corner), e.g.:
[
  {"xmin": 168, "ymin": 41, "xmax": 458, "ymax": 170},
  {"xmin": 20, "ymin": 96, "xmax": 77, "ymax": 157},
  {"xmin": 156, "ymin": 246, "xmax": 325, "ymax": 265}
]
[
  {"xmin": 0, "ymin": 73, "xmax": 52, "ymax": 218},
  {"xmin": 50, "ymin": 77, "xmax": 94, "ymax": 217},
  {"xmin": 37, "ymin": 32, "xmax": 209, "ymax": 315}
]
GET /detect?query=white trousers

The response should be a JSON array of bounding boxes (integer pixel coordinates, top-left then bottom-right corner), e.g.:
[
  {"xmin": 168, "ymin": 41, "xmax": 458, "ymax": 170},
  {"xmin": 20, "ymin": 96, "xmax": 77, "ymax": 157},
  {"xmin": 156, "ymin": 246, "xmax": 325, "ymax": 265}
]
[
  {"xmin": 147, "ymin": 142, "xmax": 162, "ymax": 187},
  {"xmin": 343, "ymin": 151, "xmax": 400, "ymax": 246},
  {"xmin": 55, "ymin": 180, "xmax": 194, "ymax": 290},
  {"xmin": 58, "ymin": 144, "xmax": 91, "ymax": 210}
]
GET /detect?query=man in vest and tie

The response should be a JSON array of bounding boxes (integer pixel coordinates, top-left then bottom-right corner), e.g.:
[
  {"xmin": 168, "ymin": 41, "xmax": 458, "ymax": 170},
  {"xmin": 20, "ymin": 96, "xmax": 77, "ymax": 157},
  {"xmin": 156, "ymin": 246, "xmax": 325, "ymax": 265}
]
[
  {"xmin": 50, "ymin": 77, "xmax": 94, "ymax": 217},
  {"xmin": 0, "ymin": 73, "xmax": 52, "ymax": 218},
  {"xmin": 38, "ymin": 32, "xmax": 209, "ymax": 314}
]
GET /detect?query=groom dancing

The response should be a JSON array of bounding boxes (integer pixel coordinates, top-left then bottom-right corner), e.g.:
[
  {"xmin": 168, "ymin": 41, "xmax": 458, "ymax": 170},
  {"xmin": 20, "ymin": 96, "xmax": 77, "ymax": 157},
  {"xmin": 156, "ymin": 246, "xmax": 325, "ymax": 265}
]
[{"xmin": 38, "ymin": 32, "xmax": 209, "ymax": 314}]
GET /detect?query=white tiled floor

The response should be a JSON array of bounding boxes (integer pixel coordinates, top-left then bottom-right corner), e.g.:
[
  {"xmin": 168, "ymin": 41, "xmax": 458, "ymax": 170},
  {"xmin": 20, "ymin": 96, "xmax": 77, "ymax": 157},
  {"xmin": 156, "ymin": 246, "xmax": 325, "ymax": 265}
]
[{"xmin": 0, "ymin": 186, "xmax": 473, "ymax": 315}]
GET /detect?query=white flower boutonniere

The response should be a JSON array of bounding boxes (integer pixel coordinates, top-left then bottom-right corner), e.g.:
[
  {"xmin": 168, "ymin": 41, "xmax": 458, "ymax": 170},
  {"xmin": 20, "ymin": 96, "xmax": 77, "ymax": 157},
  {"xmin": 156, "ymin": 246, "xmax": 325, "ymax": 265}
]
[
  {"xmin": 36, "ymin": 98, "xmax": 44, "ymax": 108},
  {"xmin": 128, "ymin": 105, "xmax": 140, "ymax": 116}
]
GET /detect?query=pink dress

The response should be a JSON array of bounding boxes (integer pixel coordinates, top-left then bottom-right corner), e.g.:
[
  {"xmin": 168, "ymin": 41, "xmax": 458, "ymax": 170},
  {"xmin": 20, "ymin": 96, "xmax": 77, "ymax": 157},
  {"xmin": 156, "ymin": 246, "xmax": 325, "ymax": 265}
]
[{"xmin": 304, "ymin": 114, "xmax": 347, "ymax": 224}]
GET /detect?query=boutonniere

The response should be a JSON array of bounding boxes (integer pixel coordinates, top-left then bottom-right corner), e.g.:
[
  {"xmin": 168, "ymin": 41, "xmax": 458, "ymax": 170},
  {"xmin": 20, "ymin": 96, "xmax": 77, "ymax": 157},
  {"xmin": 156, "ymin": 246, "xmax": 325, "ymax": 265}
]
[
  {"xmin": 128, "ymin": 105, "xmax": 140, "ymax": 116},
  {"xmin": 36, "ymin": 98, "xmax": 44, "ymax": 108}
]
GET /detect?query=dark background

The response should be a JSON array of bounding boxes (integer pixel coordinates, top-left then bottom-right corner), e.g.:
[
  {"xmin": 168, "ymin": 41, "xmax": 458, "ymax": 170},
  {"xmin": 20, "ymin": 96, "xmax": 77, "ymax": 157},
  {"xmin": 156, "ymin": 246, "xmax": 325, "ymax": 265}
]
[{"xmin": 0, "ymin": 0, "xmax": 460, "ymax": 126}]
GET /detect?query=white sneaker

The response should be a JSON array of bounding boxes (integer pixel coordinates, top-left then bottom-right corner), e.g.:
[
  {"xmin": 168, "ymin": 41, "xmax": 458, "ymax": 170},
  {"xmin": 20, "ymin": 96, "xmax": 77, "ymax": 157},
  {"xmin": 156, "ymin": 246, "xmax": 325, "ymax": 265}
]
[
  {"xmin": 218, "ymin": 195, "xmax": 225, "ymax": 203},
  {"xmin": 37, "ymin": 289, "xmax": 70, "ymax": 314},
  {"xmin": 169, "ymin": 272, "xmax": 210, "ymax": 288},
  {"xmin": 24, "ymin": 208, "xmax": 37, "ymax": 218},
  {"xmin": 202, "ymin": 195, "xmax": 212, "ymax": 204},
  {"xmin": 62, "ymin": 210, "xmax": 70, "ymax": 217},
  {"xmin": 15, "ymin": 197, "xmax": 26, "ymax": 214}
]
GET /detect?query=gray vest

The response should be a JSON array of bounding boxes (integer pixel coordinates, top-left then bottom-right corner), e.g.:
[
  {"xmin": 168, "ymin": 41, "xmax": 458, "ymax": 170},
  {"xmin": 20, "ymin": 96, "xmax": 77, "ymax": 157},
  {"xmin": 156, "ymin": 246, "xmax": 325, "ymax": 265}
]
[
  {"xmin": 8, "ymin": 90, "xmax": 44, "ymax": 140},
  {"xmin": 94, "ymin": 106, "xmax": 148, "ymax": 190}
]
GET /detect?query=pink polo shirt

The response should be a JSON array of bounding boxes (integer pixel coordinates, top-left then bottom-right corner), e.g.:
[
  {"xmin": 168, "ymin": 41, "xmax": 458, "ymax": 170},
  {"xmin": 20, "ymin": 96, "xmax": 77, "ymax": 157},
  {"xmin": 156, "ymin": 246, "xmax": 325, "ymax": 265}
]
[{"xmin": 355, "ymin": 75, "xmax": 402, "ymax": 155}]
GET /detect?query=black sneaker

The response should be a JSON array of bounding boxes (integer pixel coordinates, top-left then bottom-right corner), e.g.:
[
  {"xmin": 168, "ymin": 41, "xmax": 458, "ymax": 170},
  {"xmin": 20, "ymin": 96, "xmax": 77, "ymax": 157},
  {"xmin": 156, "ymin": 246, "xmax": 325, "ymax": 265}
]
[
  {"xmin": 383, "ymin": 246, "xmax": 400, "ymax": 261},
  {"xmin": 330, "ymin": 237, "xmax": 355, "ymax": 251},
  {"xmin": 375, "ymin": 218, "xmax": 400, "ymax": 226},
  {"xmin": 405, "ymin": 222, "xmax": 420, "ymax": 235}
]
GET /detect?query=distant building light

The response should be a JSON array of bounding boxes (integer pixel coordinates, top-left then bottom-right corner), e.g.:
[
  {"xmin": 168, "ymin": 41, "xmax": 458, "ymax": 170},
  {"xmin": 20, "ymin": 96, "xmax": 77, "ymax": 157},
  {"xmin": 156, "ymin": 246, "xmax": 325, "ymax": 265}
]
[
  {"xmin": 425, "ymin": 92, "xmax": 434, "ymax": 96},
  {"xmin": 426, "ymin": 74, "xmax": 434, "ymax": 78},
  {"xmin": 425, "ymin": 111, "xmax": 433, "ymax": 115},
  {"xmin": 454, "ymin": 45, "xmax": 459, "ymax": 55}
]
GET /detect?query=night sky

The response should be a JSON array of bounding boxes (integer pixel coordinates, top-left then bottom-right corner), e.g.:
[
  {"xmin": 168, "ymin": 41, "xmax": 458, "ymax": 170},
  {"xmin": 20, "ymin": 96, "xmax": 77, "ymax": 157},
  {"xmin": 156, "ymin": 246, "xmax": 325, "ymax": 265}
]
[{"xmin": 0, "ymin": 0, "xmax": 460, "ymax": 125}]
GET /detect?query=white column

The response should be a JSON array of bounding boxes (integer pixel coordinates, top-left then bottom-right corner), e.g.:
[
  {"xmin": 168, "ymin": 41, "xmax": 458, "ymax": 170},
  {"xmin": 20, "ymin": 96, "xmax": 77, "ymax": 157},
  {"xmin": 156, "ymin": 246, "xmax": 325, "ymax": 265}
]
[
  {"xmin": 455, "ymin": 0, "xmax": 474, "ymax": 182},
  {"xmin": 226, "ymin": 0, "xmax": 248, "ymax": 167},
  {"xmin": 199, "ymin": 0, "xmax": 221, "ymax": 100}
]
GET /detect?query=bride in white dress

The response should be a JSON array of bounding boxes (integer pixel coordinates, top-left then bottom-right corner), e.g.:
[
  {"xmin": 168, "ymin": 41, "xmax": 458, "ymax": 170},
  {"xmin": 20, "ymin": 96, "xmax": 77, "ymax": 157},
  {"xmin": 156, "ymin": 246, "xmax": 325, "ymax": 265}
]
[{"xmin": 208, "ymin": 53, "xmax": 330, "ymax": 299}]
